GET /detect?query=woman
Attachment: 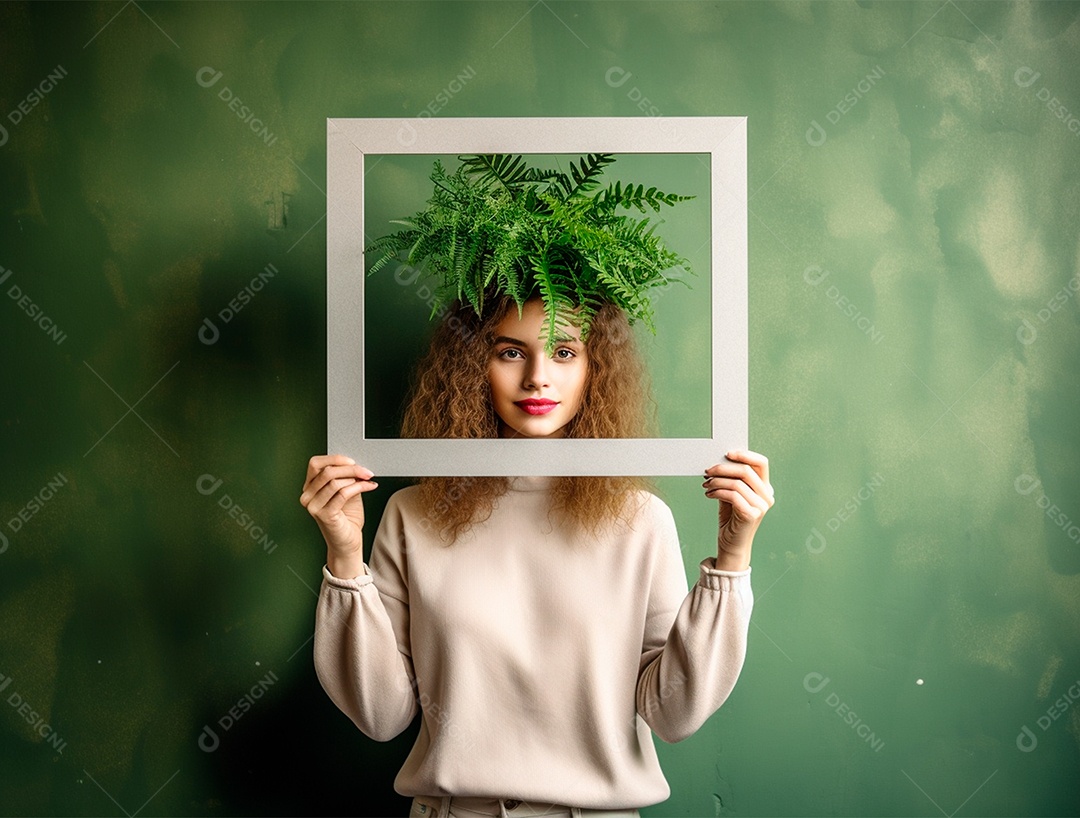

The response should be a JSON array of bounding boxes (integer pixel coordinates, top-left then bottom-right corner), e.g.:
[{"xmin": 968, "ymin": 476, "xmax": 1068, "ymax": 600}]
[{"xmin": 300, "ymin": 292, "xmax": 774, "ymax": 818}]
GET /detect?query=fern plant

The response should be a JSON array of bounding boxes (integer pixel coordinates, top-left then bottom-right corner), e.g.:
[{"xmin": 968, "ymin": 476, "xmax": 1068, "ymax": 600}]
[{"xmin": 364, "ymin": 152, "xmax": 696, "ymax": 353}]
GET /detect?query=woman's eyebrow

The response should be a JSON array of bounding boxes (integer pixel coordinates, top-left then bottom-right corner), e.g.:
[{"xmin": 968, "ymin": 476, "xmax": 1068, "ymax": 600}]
[{"xmin": 493, "ymin": 334, "xmax": 583, "ymax": 346}]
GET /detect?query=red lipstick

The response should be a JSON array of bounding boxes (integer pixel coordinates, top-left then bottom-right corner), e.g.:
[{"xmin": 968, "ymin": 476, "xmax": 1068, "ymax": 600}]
[{"xmin": 514, "ymin": 399, "xmax": 558, "ymax": 416}]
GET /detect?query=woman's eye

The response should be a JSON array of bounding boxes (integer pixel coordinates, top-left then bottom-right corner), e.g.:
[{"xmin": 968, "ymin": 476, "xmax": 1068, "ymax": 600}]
[
  {"xmin": 499, "ymin": 348, "xmax": 523, "ymax": 360},
  {"xmin": 555, "ymin": 348, "xmax": 575, "ymax": 359}
]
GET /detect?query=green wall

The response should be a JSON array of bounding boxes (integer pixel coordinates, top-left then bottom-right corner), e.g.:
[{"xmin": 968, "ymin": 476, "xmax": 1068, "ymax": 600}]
[{"xmin": 1, "ymin": 2, "xmax": 1078, "ymax": 816}]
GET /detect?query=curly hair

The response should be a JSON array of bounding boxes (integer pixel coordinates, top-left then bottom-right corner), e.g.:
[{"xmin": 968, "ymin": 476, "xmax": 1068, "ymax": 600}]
[{"xmin": 399, "ymin": 292, "xmax": 660, "ymax": 544}]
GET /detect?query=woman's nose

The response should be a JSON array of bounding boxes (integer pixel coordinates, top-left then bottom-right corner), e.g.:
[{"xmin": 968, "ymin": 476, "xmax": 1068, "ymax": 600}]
[{"xmin": 523, "ymin": 355, "xmax": 550, "ymax": 389}]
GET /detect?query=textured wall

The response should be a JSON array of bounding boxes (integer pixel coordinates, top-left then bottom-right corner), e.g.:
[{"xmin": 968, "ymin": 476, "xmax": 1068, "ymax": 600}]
[{"xmin": 0, "ymin": 2, "xmax": 1077, "ymax": 816}]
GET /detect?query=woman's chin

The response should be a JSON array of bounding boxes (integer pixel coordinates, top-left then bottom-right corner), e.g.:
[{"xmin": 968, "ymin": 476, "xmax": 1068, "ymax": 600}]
[{"xmin": 499, "ymin": 420, "xmax": 568, "ymax": 439}]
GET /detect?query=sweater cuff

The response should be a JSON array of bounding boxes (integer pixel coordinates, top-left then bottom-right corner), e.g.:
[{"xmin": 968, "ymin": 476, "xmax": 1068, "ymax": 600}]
[
  {"xmin": 697, "ymin": 556, "xmax": 751, "ymax": 591},
  {"xmin": 321, "ymin": 563, "xmax": 374, "ymax": 590}
]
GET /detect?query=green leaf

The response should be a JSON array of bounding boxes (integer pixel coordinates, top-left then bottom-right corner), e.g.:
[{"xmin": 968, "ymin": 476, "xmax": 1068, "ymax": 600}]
[{"xmin": 364, "ymin": 152, "xmax": 696, "ymax": 331}]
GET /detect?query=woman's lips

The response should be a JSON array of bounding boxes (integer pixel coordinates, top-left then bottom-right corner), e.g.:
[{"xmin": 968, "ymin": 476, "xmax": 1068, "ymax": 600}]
[{"xmin": 515, "ymin": 399, "xmax": 558, "ymax": 416}]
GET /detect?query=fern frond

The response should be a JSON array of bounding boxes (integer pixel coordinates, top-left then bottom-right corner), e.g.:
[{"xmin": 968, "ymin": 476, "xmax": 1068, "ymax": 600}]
[
  {"xmin": 559, "ymin": 153, "xmax": 616, "ymax": 201},
  {"xmin": 595, "ymin": 180, "xmax": 695, "ymax": 214},
  {"xmin": 366, "ymin": 151, "xmax": 696, "ymax": 330},
  {"xmin": 458, "ymin": 154, "xmax": 525, "ymax": 190}
]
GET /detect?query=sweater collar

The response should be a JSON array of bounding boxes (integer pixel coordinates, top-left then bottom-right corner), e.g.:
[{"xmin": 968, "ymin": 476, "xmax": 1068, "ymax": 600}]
[{"xmin": 507, "ymin": 475, "xmax": 556, "ymax": 492}]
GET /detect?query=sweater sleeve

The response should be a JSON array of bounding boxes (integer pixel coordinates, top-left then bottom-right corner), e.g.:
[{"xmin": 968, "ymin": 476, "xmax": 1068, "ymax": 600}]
[
  {"xmin": 635, "ymin": 500, "xmax": 754, "ymax": 744},
  {"xmin": 312, "ymin": 494, "xmax": 418, "ymax": 741}
]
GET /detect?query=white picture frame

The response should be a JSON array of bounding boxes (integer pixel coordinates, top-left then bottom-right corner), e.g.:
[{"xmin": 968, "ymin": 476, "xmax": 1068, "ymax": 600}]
[{"xmin": 326, "ymin": 116, "xmax": 747, "ymax": 476}]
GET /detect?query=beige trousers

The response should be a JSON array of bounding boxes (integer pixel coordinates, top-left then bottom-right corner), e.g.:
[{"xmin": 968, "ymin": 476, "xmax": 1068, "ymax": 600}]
[{"xmin": 408, "ymin": 794, "xmax": 642, "ymax": 818}]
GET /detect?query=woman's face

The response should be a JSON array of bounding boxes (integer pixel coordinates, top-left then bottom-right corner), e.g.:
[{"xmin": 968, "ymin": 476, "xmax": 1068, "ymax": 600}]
[{"xmin": 487, "ymin": 298, "xmax": 589, "ymax": 439}]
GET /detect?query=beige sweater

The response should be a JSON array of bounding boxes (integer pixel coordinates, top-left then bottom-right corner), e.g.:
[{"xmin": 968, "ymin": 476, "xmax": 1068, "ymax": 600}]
[{"xmin": 313, "ymin": 475, "xmax": 753, "ymax": 809}]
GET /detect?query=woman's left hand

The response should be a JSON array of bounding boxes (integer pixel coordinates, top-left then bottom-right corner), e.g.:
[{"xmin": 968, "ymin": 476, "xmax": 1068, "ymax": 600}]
[{"xmin": 703, "ymin": 450, "xmax": 775, "ymax": 571}]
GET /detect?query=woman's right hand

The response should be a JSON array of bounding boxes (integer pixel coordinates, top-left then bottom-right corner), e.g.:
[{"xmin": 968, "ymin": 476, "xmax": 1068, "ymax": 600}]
[{"xmin": 300, "ymin": 454, "xmax": 378, "ymax": 560}]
